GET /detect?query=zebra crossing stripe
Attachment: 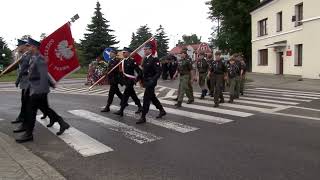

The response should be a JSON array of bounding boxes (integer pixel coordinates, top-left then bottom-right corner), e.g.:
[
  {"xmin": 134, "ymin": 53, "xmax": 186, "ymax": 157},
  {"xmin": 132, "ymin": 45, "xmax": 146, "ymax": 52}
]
[
  {"xmin": 158, "ymin": 99, "xmax": 253, "ymax": 117},
  {"xmin": 0, "ymin": 118, "xmax": 4, "ymax": 121},
  {"xmin": 191, "ymin": 99, "xmax": 273, "ymax": 113},
  {"xmin": 245, "ymin": 90, "xmax": 319, "ymax": 99},
  {"xmin": 109, "ymin": 105, "xmax": 199, "ymax": 133},
  {"xmin": 255, "ymin": 88, "xmax": 320, "ymax": 95},
  {"xmin": 37, "ymin": 115, "xmax": 113, "ymax": 157},
  {"xmin": 164, "ymin": 89, "xmax": 176, "ymax": 98},
  {"xmin": 69, "ymin": 110, "xmax": 162, "ymax": 144},
  {"xmin": 248, "ymin": 89, "xmax": 320, "ymax": 98},
  {"xmin": 158, "ymin": 87, "xmax": 167, "ymax": 92},
  {"xmin": 241, "ymin": 93, "xmax": 311, "ymax": 102},
  {"xmin": 228, "ymin": 96, "xmax": 298, "ymax": 105},
  {"xmin": 128, "ymin": 102, "xmax": 233, "ymax": 124}
]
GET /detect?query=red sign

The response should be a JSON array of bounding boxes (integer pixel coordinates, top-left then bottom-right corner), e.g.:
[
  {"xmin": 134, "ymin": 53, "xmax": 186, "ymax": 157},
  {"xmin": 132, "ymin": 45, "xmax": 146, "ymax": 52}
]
[
  {"xmin": 286, "ymin": 50, "xmax": 292, "ymax": 56},
  {"xmin": 40, "ymin": 23, "xmax": 80, "ymax": 82}
]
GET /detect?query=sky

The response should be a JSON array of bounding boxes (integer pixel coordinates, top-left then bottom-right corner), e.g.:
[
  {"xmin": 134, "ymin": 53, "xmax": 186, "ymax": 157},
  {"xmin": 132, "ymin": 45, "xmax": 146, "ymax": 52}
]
[{"xmin": 0, "ymin": 0, "xmax": 214, "ymax": 50}]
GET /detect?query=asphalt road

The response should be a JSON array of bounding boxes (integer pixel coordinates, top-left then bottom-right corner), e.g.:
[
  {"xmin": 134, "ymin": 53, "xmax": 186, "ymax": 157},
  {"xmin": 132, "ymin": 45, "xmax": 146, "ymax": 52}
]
[{"xmin": 0, "ymin": 79, "xmax": 320, "ymax": 180}]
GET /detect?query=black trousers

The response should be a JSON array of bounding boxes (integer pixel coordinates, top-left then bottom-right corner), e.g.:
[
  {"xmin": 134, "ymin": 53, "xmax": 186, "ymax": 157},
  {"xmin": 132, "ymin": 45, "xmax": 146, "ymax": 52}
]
[
  {"xmin": 26, "ymin": 93, "xmax": 61, "ymax": 134},
  {"xmin": 18, "ymin": 88, "xmax": 30, "ymax": 121},
  {"xmin": 211, "ymin": 74, "xmax": 224, "ymax": 104},
  {"xmin": 169, "ymin": 64, "xmax": 177, "ymax": 80},
  {"xmin": 162, "ymin": 64, "xmax": 169, "ymax": 80},
  {"xmin": 142, "ymin": 86, "xmax": 163, "ymax": 116},
  {"xmin": 107, "ymin": 83, "xmax": 123, "ymax": 107},
  {"xmin": 120, "ymin": 85, "xmax": 141, "ymax": 109}
]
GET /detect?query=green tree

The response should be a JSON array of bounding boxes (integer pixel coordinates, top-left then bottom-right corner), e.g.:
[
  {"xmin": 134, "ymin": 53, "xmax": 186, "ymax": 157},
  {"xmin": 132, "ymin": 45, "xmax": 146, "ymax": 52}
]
[
  {"xmin": 129, "ymin": 25, "xmax": 152, "ymax": 50},
  {"xmin": 81, "ymin": 1, "xmax": 118, "ymax": 65},
  {"xmin": 0, "ymin": 37, "xmax": 12, "ymax": 67},
  {"xmin": 206, "ymin": 0, "xmax": 260, "ymax": 69},
  {"xmin": 155, "ymin": 25, "xmax": 169, "ymax": 58},
  {"xmin": 74, "ymin": 42, "xmax": 86, "ymax": 67},
  {"xmin": 178, "ymin": 34, "xmax": 202, "ymax": 45}
]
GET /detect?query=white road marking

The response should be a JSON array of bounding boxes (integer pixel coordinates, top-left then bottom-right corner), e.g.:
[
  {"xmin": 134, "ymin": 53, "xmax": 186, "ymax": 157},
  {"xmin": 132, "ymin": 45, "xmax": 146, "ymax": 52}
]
[
  {"xmin": 0, "ymin": 118, "xmax": 4, "ymax": 121},
  {"xmin": 255, "ymin": 88, "xmax": 320, "ymax": 95},
  {"xmin": 241, "ymin": 93, "xmax": 311, "ymax": 102},
  {"xmin": 69, "ymin": 110, "xmax": 162, "ymax": 144},
  {"xmin": 159, "ymin": 99, "xmax": 253, "ymax": 117},
  {"xmin": 229, "ymin": 96, "xmax": 299, "ymax": 105},
  {"xmin": 192, "ymin": 99, "xmax": 273, "ymax": 113},
  {"xmin": 128, "ymin": 102, "xmax": 233, "ymax": 124},
  {"xmin": 109, "ymin": 105, "xmax": 199, "ymax": 133},
  {"xmin": 248, "ymin": 89, "xmax": 320, "ymax": 98},
  {"xmin": 164, "ymin": 89, "xmax": 176, "ymax": 98},
  {"xmin": 37, "ymin": 116, "xmax": 113, "ymax": 157},
  {"xmin": 158, "ymin": 87, "xmax": 167, "ymax": 92},
  {"xmin": 288, "ymin": 106, "xmax": 320, "ymax": 112}
]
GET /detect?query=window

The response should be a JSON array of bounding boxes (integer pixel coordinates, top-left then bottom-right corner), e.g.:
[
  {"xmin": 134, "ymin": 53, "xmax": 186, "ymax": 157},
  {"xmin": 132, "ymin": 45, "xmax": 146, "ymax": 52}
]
[
  {"xmin": 295, "ymin": 44, "xmax": 303, "ymax": 66},
  {"xmin": 258, "ymin": 18, "xmax": 268, "ymax": 36},
  {"xmin": 258, "ymin": 49, "xmax": 268, "ymax": 66},
  {"xmin": 295, "ymin": 3, "xmax": 303, "ymax": 26},
  {"xmin": 277, "ymin": 12, "xmax": 283, "ymax": 32}
]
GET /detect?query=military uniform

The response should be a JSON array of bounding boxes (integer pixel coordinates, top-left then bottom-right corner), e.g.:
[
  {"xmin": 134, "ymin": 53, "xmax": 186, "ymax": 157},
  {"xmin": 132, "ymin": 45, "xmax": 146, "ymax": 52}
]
[
  {"xmin": 227, "ymin": 62, "xmax": 239, "ymax": 103},
  {"xmin": 196, "ymin": 57, "xmax": 209, "ymax": 99},
  {"xmin": 234, "ymin": 60, "xmax": 242, "ymax": 98},
  {"xmin": 137, "ymin": 54, "xmax": 166, "ymax": 124},
  {"xmin": 209, "ymin": 59, "xmax": 227, "ymax": 107},
  {"xmin": 176, "ymin": 57, "xmax": 194, "ymax": 107},
  {"xmin": 13, "ymin": 50, "xmax": 32, "ymax": 124},
  {"xmin": 114, "ymin": 57, "xmax": 142, "ymax": 116},
  {"xmin": 240, "ymin": 61, "xmax": 247, "ymax": 95},
  {"xmin": 207, "ymin": 58, "xmax": 214, "ymax": 96},
  {"xmin": 101, "ymin": 56, "xmax": 123, "ymax": 112},
  {"xmin": 16, "ymin": 38, "xmax": 70, "ymax": 143}
]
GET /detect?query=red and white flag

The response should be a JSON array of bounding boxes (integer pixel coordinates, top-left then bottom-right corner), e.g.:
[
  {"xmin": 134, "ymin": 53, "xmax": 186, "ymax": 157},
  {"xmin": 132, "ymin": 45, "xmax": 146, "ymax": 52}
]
[
  {"xmin": 132, "ymin": 37, "xmax": 158, "ymax": 65},
  {"xmin": 40, "ymin": 23, "xmax": 80, "ymax": 82}
]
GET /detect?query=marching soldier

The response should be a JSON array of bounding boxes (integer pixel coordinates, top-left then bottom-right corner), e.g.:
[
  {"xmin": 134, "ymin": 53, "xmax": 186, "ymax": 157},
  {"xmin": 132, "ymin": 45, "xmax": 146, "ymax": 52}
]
[
  {"xmin": 234, "ymin": 53, "xmax": 242, "ymax": 99},
  {"xmin": 137, "ymin": 43, "xmax": 166, "ymax": 124},
  {"xmin": 240, "ymin": 56, "xmax": 247, "ymax": 95},
  {"xmin": 227, "ymin": 57, "xmax": 239, "ymax": 103},
  {"xmin": 12, "ymin": 40, "xmax": 31, "ymax": 125},
  {"xmin": 101, "ymin": 48, "xmax": 123, "ymax": 112},
  {"xmin": 196, "ymin": 51, "xmax": 209, "ymax": 99},
  {"xmin": 174, "ymin": 48, "xmax": 194, "ymax": 107},
  {"xmin": 16, "ymin": 38, "xmax": 70, "ymax": 143},
  {"xmin": 168, "ymin": 54, "xmax": 178, "ymax": 80},
  {"xmin": 114, "ymin": 47, "xmax": 142, "ymax": 116},
  {"xmin": 208, "ymin": 51, "xmax": 227, "ymax": 107},
  {"xmin": 206, "ymin": 52, "xmax": 214, "ymax": 97}
]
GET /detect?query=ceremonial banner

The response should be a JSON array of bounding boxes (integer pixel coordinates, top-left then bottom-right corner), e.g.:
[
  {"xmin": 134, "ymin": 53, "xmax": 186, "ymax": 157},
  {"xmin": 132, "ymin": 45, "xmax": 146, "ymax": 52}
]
[
  {"xmin": 132, "ymin": 37, "xmax": 158, "ymax": 65},
  {"xmin": 40, "ymin": 23, "xmax": 80, "ymax": 82}
]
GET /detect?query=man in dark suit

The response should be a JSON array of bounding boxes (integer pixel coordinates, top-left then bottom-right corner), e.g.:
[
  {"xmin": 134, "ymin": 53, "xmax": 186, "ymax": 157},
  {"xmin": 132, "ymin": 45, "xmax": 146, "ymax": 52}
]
[
  {"xmin": 114, "ymin": 47, "xmax": 143, "ymax": 116},
  {"xmin": 137, "ymin": 43, "xmax": 166, "ymax": 124},
  {"xmin": 101, "ymin": 48, "xmax": 123, "ymax": 112},
  {"xmin": 16, "ymin": 38, "xmax": 70, "ymax": 143}
]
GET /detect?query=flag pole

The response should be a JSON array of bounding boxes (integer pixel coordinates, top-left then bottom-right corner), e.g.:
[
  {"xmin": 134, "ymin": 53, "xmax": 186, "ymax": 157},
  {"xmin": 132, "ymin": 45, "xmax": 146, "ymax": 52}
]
[{"xmin": 88, "ymin": 36, "xmax": 155, "ymax": 90}]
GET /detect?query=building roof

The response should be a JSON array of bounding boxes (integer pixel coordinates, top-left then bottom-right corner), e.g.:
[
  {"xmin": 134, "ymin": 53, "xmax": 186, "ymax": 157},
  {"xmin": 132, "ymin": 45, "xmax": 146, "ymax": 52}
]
[
  {"xmin": 251, "ymin": 0, "xmax": 274, "ymax": 12},
  {"xmin": 169, "ymin": 43, "xmax": 210, "ymax": 55}
]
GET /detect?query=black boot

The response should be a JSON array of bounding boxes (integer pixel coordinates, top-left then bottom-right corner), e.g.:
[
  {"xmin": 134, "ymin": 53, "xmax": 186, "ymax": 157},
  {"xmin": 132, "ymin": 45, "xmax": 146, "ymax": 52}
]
[
  {"xmin": 240, "ymin": 92, "xmax": 244, "ymax": 96},
  {"xmin": 16, "ymin": 132, "xmax": 33, "ymax": 143},
  {"xmin": 156, "ymin": 109, "xmax": 166, "ymax": 119},
  {"xmin": 187, "ymin": 99, "xmax": 194, "ymax": 104},
  {"xmin": 136, "ymin": 115, "xmax": 146, "ymax": 124},
  {"xmin": 228, "ymin": 96, "xmax": 234, "ymax": 103},
  {"xmin": 11, "ymin": 117, "xmax": 23, "ymax": 124},
  {"xmin": 200, "ymin": 90, "xmax": 205, "ymax": 99},
  {"xmin": 204, "ymin": 89, "xmax": 208, "ymax": 96},
  {"xmin": 47, "ymin": 118, "xmax": 57, "ymax": 128},
  {"xmin": 56, "ymin": 117, "xmax": 70, "ymax": 136},
  {"xmin": 175, "ymin": 101, "xmax": 182, "ymax": 107},
  {"xmin": 13, "ymin": 124, "xmax": 27, "ymax": 133},
  {"xmin": 114, "ymin": 110, "xmax": 124, "ymax": 117},
  {"xmin": 101, "ymin": 106, "xmax": 110, "ymax": 112},
  {"xmin": 135, "ymin": 106, "xmax": 143, "ymax": 114},
  {"xmin": 214, "ymin": 103, "xmax": 219, "ymax": 107},
  {"xmin": 220, "ymin": 98, "xmax": 224, "ymax": 103},
  {"xmin": 173, "ymin": 97, "xmax": 178, "ymax": 101}
]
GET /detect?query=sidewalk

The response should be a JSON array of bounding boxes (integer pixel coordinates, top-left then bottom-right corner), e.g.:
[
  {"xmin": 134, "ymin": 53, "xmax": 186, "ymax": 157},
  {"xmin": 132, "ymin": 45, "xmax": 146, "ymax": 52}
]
[
  {"xmin": 246, "ymin": 72, "xmax": 320, "ymax": 92},
  {"xmin": 0, "ymin": 132, "xmax": 65, "ymax": 180}
]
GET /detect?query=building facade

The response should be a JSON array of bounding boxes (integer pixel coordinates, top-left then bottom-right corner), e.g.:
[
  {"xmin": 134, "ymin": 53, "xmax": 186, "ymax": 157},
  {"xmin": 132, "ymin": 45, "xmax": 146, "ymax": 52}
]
[
  {"xmin": 251, "ymin": 0, "xmax": 320, "ymax": 79},
  {"xmin": 169, "ymin": 43, "xmax": 211, "ymax": 61}
]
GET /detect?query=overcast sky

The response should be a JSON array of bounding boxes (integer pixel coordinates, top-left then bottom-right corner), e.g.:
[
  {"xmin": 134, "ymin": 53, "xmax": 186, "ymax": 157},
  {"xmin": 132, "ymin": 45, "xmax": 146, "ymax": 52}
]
[{"xmin": 0, "ymin": 0, "xmax": 214, "ymax": 50}]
